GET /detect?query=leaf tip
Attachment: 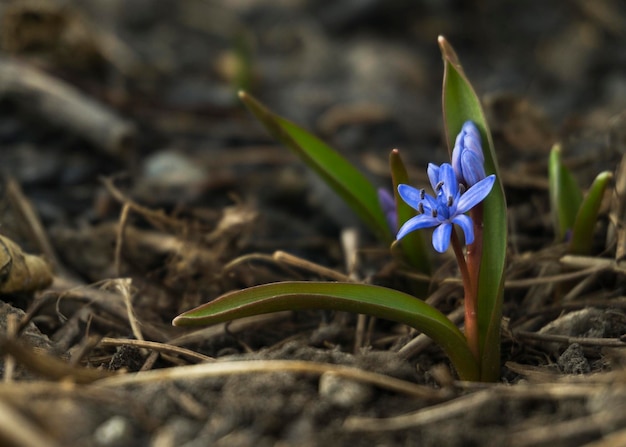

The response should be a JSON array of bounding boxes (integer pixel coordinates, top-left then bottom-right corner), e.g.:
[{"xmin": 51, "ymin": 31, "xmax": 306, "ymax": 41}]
[
  {"xmin": 172, "ymin": 316, "xmax": 185, "ymax": 326},
  {"xmin": 238, "ymin": 90, "xmax": 247, "ymax": 100},
  {"xmin": 437, "ymin": 35, "xmax": 448, "ymax": 55},
  {"xmin": 599, "ymin": 171, "xmax": 614, "ymax": 181},
  {"xmin": 438, "ymin": 35, "xmax": 461, "ymax": 69}
]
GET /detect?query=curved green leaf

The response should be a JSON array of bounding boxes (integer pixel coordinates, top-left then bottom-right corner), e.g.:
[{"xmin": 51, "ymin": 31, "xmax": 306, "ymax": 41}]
[
  {"xmin": 570, "ymin": 171, "xmax": 612, "ymax": 255},
  {"xmin": 239, "ymin": 92, "xmax": 391, "ymax": 243},
  {"xmin": 389, "ymin": 149, "xmax": 431, "ymax": 273},
  {"xmin": 174, "ymin": 281, "xmax": 479, "ymax": 381},
  {"xmin": 549, "ymin": 144, "xmax": 583, "ymax": 240},
  {"xmin": 439, "ymin": 36, "xmax": 507, "ymax": 381}
]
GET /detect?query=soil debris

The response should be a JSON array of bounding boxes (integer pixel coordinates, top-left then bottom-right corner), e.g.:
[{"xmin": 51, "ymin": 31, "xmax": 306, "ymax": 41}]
[{"xmin": 1, "ymin": 1, "xmax": 626, "ymax": 446}]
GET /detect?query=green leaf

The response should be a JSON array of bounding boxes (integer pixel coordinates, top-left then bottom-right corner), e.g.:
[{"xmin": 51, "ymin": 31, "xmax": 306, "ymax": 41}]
[
  {"xmin": 239, "ymin": 92, "xmax": 392, "ymax": 243},
  {"xmin": 569, "ymin": 171, "xmax": 612, "ymax": 255},
  {"xmin": 439, "ymin": 36, "xmax": 507, "ymax": 382},
  {"xmin": 389, "ymin": 149, "xmax": 431, "ymax": 273},
  {"xmin": 549, "ymin": 144, "xmax": 584, "ymax": 240},
  {"xmin": 173, "ymin": 281, "xmax": 479, "ymax": 380}
]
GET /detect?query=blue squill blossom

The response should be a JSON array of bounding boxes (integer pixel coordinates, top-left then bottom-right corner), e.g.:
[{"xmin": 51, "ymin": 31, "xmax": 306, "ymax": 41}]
[
  {"xmin": 452, "ymin": 121, "xmax": 486, "ymax": 187},
  {"xmin": 396, "ymin": 163, "xmax": 495, "ymax": 253}
]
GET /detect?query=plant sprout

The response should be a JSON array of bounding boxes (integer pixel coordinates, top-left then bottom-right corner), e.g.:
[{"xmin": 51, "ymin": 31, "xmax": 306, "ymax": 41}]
[
  {"xmin": 396, "ymin": 154, "xmax": 496, "ymax": 360},
  {"xmin": 174, "ymin": 37, "xmax": 507, "ymax": 382},
  {"xmin": 549, "ymin": 143, "xmax": 612, "ymax": 255}
]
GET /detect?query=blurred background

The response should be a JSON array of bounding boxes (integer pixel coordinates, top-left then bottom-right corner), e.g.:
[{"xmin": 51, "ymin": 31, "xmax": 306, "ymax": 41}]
[
  {"xmin": 1, "ymin": 0, "xmax": 625, "ymax": 251},
  {"xmin": 1, "ymin": 4, "xmax": 626, "ymax": 444}
]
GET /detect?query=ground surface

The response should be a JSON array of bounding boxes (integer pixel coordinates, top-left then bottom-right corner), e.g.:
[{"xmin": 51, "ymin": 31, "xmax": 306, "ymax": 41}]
[{"xmin": 2, "ymin": 1, "xmax": 626, "ymax": 446}]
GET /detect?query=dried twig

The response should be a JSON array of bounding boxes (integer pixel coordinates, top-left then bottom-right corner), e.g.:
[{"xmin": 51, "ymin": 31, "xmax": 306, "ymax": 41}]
[
  {"xmin": 0, "ymin": 338, "xmax": 114, "ymax": 384},
  {"xmin": 504, "ymin": 264, "xmax": 605, "ymax": 289},
  {"xmin": 0, "ymin": 57, "xmax": 134, "ymax": 156},
  {"xmin": 510, "ymin": 409, "xmax": 626, "ymax": 447},
  {"xmin": 344, "ymin": 382, "xmax": 607, "ymax": 432},
  {"xmin": 2, "ymin": 314, "xmax": 17, "ymax": 383},
  {"xmin": 101, "ymin": 177, "xmax": 186, "ymax": 231},
  {"xmin": 96, "ymin": 360, "xmax": 450, "ymax": 400},
  {"xmin": 99, "ymin": 337, "xmax": 214, "ymax": 363},
  {"xmin": 114, "ymin": 203, "xmax": 131, "ymax": 277},
  {"xmin": 5, "ymin": 177, "xmax": 62, "ymax": 273},
  {"xmin": 113, "ymin": 278, "xmax": 144, "ymax": 343},
  {"xmin": 0, "ymin": 400, "xmax": 61, "ymax": 447},
  {"xmin": 514, "ymin": 330, "xmax": 626, "ymax": 348}
]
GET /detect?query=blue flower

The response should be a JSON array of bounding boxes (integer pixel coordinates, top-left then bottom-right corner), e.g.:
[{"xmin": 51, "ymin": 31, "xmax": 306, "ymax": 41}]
[
  {"xmin": 452, "ymin": 121, "xmax": 486, "ymax": 187},
  {"xmin": 396, "ymin": 163, "xmax": 495, "ymax": 253}
]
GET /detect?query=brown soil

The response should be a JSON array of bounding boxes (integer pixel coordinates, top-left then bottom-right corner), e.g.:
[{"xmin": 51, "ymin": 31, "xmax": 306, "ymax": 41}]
[{"xmin": 1, "ymin": 1, "xmax": 626, "ymax": 446}]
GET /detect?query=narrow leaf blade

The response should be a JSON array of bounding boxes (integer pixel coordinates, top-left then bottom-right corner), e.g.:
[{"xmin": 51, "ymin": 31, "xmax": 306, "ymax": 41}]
[
  {"xmin": 439, "ymin": 36, "xmax": 507, "ymax": 381},
  {"xmin": 549, "ymin": 144, "xmax": 584, "ymax": 240},
  {"xmin": 239, "ymin": 92, "xmax": 391, "ymax": 242},
  {"xmin": 174, "ymin": 281, "xmax": 479, "ymax": 380},
  {"xmin": 570, "ymin": 171, "xmax": 612, "ymax": 255}
]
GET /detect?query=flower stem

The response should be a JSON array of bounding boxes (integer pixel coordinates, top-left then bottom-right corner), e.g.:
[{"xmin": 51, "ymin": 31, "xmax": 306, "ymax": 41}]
[{"xmin": 451, "ymin": 230, "xmax": 480, "ymax": 362}]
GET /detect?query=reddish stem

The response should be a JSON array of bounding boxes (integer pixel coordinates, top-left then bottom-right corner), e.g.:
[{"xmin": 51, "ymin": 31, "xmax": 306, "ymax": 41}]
[
  {"xmin": 451, "ymin": 230, "xmax": 479, "ymax": 362},
  {"xmin": 467, "ymin": 205, "xmax": 484, "ymax": 334}
]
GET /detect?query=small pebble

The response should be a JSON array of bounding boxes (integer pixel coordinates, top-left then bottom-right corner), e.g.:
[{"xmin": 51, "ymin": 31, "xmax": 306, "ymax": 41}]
[
  {"xmin": 94, "ymin": 416, "xmax": 135, "ymax": 447},
  {"xmin": 558, "ymin": 343, "xmax": 590, "ymax": 375},
  {"xmin": 318, "ymin": 372, "xmax": 373, "ymax": 408},
  {"xmin": 142, "ymin": 150, "xmax": 207, "ymax": 186}
]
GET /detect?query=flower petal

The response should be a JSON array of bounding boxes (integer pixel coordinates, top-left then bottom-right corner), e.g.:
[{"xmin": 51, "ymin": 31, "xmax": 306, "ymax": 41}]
[
  {"xmin": 452, "ymin": 121, "xmax": 485, "ymax": 186},
  {"xmin": 432, "ymin": 223, "xmax": 452, "ymax": 253},
  {"xmin": 439, "ymin": 163, "xmax": 458, "ymax": 198},
  {"xmin": 427, "ymin": 163, "xmax": 440, "ymax": 191},
  {"xmin": 396, "ymin": 214, "xmax": 439, "ymax": 240},
  {"xmin": 451, "ymin": 140, "xmax": 463, "ymax": 184},
  {"xmin": 452, "ymin": 132, "xmax": 467, "ymax": 182},
  {"xmin": 456, "ymin": 174, "xmax": 496, "ymax": 214},
  {"xmin": 462, "ymin": 121, "xmax": 484, "ymax": 161},
  {"xmin": 397, "ymin": 184, "xmax": 422, "ymax": 210},
  {"xmin": 461, "ymin": 149, "xmax": 486, "ymax": 186},
  {"xmin": 452, "ymin": 214, "xmax": 475, "ymax": 245}
]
